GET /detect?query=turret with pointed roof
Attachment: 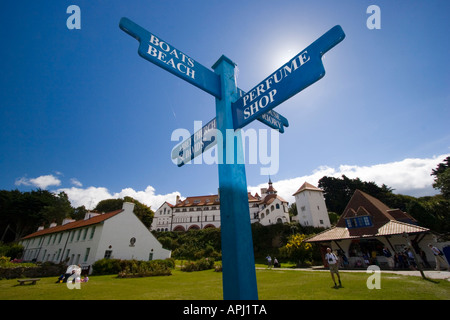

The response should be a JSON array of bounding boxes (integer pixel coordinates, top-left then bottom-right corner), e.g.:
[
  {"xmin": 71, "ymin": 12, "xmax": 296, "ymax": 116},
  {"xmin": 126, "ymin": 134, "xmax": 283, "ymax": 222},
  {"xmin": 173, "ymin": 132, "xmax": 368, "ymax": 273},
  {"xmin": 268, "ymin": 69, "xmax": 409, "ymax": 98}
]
[{"xmin": 292, "ymin": 182, "xmax": 330, "ymax": 228}]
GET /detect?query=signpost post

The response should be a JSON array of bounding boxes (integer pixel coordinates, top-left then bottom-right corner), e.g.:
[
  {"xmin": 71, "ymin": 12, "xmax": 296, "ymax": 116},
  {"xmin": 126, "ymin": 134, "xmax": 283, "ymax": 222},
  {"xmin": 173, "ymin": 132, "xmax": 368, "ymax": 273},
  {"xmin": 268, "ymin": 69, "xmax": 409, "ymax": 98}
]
[{"xmin": 119, "ymin": 17, "xmax": 345, "ymax": 300}]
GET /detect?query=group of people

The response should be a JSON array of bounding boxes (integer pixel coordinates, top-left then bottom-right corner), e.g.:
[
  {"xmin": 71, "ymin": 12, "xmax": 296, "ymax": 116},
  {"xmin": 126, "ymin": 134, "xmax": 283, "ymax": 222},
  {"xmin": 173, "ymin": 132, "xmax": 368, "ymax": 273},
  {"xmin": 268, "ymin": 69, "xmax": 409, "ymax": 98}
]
[
  {"xmin": 265, "ymin": 255, "xmax": 280, "ymax": 268},
  {"xmin": 324, "ymin": 244, "xmax": 449, "ymax": 288},
  {"xmin": 55, "ymin": 264, "xmax": 89, "ymax": 284}
]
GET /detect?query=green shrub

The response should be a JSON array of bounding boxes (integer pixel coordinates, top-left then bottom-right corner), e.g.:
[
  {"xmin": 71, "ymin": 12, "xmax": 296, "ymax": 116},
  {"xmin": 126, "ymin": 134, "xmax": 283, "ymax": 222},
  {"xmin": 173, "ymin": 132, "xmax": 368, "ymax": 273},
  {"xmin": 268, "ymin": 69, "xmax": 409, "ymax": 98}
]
[
  {"xmin": 180, "ymin": 258, "xmax": 214, "ymax": 272},
  {"xmin": 92, "ymin": 258, "xmax": 175, "ymax": 277}
]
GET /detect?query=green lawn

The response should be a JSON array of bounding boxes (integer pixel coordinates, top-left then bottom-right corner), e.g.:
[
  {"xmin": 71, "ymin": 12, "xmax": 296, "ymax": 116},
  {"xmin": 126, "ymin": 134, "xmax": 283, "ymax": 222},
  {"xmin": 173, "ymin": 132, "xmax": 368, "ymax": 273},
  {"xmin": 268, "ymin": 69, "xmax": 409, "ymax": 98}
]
[{"xmin": 1, "ymin": 268, "xmax": 449, "ymax": 300}]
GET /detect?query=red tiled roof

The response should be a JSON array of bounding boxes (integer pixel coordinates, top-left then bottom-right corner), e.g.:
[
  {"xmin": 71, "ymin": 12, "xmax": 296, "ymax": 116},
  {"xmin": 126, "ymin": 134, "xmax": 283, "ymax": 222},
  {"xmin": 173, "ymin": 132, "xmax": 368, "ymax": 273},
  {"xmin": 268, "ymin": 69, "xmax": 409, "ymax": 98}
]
[
  {"xmin": 173, "ymin": 192, "xmax": 266, "ymax": 208},
  {"xmin": 292, "ymin": 182, "xmax": 323, "ymax": 196},
  {"xmin": 21, "ymin": 209, "xmax": 123, "ymax": 240}
]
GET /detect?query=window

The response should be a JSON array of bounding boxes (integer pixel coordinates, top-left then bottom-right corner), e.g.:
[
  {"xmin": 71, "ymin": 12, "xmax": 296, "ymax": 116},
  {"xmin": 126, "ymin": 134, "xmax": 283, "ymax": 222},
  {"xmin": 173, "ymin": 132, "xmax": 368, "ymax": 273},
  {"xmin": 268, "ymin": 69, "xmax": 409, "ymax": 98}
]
[
  {"xmin": 65, "ymin": 249, "xmax": 70, "ymax": 262},
  {"xmin": 276, "ymin": 204, "xmax": 280, "ymax": 209},
  {"xmin": 104, "ymin": 250, "xmax": 112, "ymax": 259},
  {"xmin": 90, "ymin": 226, "xmax": 96, "ymax": 239},
  {"xmin": 84, "ymin": 248, "xmax": 90, "ymax": 262},
  {"xmin": 345, "ymin": 216, "xmax": 373, "ymax": 229},
  {"xmin": 82, "ymin": 228, "xmax": 88, "ymax": 240}
]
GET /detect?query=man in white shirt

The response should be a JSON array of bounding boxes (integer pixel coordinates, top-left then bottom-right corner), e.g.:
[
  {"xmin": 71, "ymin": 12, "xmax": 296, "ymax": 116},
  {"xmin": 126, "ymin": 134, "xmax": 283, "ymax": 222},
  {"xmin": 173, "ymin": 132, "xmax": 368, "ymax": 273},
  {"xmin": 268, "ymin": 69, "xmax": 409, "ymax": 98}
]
[
  {"xmin": 325, "ymin": 247, "xmax": 342, "ymax": 287},
  {"xmin": 428, "ymin": 244, "xmax": 450, "ymax": 271}
]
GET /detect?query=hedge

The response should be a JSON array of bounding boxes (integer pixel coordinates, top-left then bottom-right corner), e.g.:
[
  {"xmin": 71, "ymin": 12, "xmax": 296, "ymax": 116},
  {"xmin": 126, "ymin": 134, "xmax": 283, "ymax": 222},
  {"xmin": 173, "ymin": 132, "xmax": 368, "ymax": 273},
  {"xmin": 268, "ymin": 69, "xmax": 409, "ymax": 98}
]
[{"xmin": 92, "ymin": 258, "xmax": 175, "ymax": 277}]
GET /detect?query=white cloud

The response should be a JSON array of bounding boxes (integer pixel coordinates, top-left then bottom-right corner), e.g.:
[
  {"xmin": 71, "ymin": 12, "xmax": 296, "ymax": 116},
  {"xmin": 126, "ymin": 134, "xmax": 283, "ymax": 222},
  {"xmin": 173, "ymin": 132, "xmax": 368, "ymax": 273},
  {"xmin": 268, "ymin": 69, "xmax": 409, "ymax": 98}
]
[
  {"xmin": 70, "ymin": 178, "xmax": 83, "ymax": 187},
  {"xmin": 50, "ymin": 153, "xmax": 449, "ymax": 213},
  {"xmin": 55, "ymin": 185, "xmax": 181, "ymax": 211},
  {"xmin": 249, "ymin": 153, "xmax": 450, "ymax": 205},
  {"xmin": 15, "ymin": 174, "xmax": 61, "ymax": 189}
]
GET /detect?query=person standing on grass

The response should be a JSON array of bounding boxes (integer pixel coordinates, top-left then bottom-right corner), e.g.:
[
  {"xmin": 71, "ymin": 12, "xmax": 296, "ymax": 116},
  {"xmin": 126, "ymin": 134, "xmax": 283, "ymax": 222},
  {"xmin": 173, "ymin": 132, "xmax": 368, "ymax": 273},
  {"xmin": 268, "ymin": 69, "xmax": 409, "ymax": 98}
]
[
  {"xmin": 325, "ymin": 248, "xmax": 342, "ymax": 287},
  {"xmin": 428, "ymin": 244, "xmax": 450, "ymax": 271},
  {"xmin": 266, "ymin": 255, "xmax": 272, "ymax": 269}
]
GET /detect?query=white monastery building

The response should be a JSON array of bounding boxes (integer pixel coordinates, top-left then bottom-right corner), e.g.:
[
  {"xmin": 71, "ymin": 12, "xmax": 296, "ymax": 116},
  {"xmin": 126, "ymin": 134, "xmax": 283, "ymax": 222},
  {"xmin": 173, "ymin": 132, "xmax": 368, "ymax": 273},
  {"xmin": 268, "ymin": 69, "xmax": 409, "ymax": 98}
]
[
  {"xmin": 292, "ymin": 182, "xmax": 331, "ymax": 228},
  {"xmin": 20, "ymin": 202, "xmax": 171, "ymax": 271},
  {"xmin": 152, "ymin": 179, "xmax": 290, "ymax": 231}
]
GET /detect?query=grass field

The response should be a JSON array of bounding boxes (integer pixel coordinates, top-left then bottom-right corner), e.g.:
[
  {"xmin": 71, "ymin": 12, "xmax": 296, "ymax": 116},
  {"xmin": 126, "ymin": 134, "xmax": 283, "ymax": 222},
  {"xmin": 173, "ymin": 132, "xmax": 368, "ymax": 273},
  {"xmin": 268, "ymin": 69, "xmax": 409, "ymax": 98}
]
[{"xmin": 1, "ymin": 268, "xmax": 449, "ymax": 300}]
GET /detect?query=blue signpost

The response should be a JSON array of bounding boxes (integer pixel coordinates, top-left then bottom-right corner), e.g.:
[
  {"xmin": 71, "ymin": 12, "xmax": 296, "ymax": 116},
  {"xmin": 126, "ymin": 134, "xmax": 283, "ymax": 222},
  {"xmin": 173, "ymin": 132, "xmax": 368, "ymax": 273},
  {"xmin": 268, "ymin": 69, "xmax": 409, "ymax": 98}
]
[{"xmin": 120, "ymin": 17, "xmax": 345, "ymax": 300}]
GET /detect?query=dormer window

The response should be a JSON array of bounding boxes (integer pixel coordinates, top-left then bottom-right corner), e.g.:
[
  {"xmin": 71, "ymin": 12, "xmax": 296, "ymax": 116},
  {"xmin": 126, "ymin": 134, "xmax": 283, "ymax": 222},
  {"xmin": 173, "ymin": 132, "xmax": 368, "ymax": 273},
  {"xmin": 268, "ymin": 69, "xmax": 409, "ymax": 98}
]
[{"xmin": 345, "ymin": 216, "xmax": 372, "ymax": 229}]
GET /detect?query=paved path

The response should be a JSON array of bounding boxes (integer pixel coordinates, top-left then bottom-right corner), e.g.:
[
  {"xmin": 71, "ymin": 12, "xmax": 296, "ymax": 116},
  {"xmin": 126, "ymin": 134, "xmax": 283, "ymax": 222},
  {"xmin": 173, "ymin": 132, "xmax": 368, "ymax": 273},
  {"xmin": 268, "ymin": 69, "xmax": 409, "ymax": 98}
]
[{"xmin": 257, "ymin": 267, "xmax": 450, "ymax": 281}]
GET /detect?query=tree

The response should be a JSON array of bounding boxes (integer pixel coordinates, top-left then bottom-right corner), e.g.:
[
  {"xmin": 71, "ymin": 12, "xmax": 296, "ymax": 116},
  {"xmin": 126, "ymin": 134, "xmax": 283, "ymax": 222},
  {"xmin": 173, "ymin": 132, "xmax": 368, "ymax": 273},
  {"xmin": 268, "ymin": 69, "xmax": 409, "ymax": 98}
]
[
  {"xmin": 288, "ymin": 203, "xmax": 297, "ymax": 218},
  {"xmin": 94, "ymin": 197, "xmax": 154, "ymax": 228},
  {"xmin": 0, "ymin": 189, "xmax": 74, "ymax": 242},
  {"xmin": 431, "ymin": 156, "xmax": 450, "ymax": 199},
  {"xmin": 318, "ymin": 175, "xmax": 394, "ymax": 215},
  {"xmin": 279, "ymin": 233, "xmax": 313, "ymax": 266}
]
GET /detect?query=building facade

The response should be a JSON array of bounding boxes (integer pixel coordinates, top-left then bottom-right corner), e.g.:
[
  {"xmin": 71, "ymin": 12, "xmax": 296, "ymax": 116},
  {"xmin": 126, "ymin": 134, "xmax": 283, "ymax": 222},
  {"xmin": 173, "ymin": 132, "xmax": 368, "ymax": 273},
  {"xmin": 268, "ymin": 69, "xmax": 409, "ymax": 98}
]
[
  {"xmin": 20, "ymin": 202, "xmax": 171, "ymax": 271},
  {"xmin": 292, "ymin": 182, "xmax": 331, "ymax": 228},
  {"xmin": 151, "ymin": 180, "xmax": 290, "ymax": 231},
  {"xmin": 306, "ymin": 190, "xmax": 449, "ymax": 269}
]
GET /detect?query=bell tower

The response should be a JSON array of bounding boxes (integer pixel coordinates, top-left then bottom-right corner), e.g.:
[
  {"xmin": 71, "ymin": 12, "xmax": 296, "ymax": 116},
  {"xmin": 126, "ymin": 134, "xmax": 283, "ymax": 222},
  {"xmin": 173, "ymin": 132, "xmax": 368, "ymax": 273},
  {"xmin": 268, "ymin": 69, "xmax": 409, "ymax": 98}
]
[{"xmin": 292, "ymin": 182, "xmax": 330, "ymax": 228}]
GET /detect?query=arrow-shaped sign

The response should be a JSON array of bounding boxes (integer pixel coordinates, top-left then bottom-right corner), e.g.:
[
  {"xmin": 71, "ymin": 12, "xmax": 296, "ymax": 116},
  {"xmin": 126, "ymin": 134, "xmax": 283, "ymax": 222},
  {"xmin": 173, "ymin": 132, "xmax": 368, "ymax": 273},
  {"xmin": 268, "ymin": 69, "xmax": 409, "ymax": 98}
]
[
  {"xmin": 171, "ymin": 88, "xmax": 289, "ymax": 167},
  {"xmin": 232, "ymin": 25, "xmax": 345, "ymax": 130},
  {"xmin": 119, "ymin": 17, "xmax": 222, "ymax": 99}
]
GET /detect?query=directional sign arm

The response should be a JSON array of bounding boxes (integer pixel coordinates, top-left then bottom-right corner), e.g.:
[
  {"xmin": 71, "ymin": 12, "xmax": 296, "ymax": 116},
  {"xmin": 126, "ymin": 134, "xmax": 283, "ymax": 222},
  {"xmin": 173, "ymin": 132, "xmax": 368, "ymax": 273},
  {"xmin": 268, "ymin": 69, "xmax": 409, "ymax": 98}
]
[
  {"xmin": 236, "ymin": 87, "xmax": 289, "ymax": 133},
  {"xmin": 231, "ymin": 25, "xmax": 345, "ymax": 130},
  {"xmin": 119, "ymin": 17, "xmax": 222, "ymax": 99}
]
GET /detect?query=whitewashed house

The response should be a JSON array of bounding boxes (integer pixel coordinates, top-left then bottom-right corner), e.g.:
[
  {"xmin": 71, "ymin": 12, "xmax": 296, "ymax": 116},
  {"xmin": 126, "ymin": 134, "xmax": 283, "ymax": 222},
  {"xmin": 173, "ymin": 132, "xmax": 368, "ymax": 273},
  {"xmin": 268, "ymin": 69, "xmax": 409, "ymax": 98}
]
[
  {"xmin": 292, "ymin": 182, "xmax": 331, "ymax": 228},
  {"xmin": 20, "ymin": 202, "xmax": 171, "ymax": 272},
  {"xmin": 151, "ymin": 179, "xmax": 290, "ymax": 231}
]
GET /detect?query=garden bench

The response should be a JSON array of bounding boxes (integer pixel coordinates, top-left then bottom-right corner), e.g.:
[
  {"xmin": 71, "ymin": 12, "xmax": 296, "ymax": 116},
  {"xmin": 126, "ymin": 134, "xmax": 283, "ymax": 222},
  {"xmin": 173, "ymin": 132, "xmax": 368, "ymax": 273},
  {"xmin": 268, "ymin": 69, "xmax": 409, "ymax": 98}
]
[{"xmin": 17, "ymin": 278, "xmax": 40, "ymax": 285}]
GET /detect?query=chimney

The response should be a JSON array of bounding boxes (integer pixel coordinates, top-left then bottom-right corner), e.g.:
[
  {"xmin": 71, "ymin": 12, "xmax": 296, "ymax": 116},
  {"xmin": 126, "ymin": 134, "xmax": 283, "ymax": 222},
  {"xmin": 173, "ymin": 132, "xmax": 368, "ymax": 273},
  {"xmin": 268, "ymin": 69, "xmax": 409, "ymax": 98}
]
[
  {"xmin": 122, "ymin": 201, "xmax": 135, "ymax": 212},
  {"xmin": 176, "ymin": 195, "xmax": 181, "ymax": 204},
  {"xmin": 37, "ymin": 226, "xmax": 44, "ymax": 231},
  {"xmin": 49, "ymin": 222, "xmax": 57, "ymax": 228},
  {"xmin": 62, "ymin": 218, "xmax": 76, "ymax": 225},
  {"xmin": 84, "ymin": 211, "xmax": 100, "ymax": 220}
]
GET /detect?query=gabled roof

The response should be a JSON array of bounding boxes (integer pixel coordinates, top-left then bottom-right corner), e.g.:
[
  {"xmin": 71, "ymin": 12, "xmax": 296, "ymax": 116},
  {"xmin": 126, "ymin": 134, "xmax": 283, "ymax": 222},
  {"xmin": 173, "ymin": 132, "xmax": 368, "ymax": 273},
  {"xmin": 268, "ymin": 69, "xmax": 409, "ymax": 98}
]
[
  {"xmin": 336, "ymin": 189, "xmax": 416, "ymax": 228},
  {"xmin": 306, "ymin": 190, "xmax": 426, "ymax": 243},
  {"xmin": 292, "ymin": 182, "xmax": 323, "ymax": 196},
  {"xmin": 259, "ymin": 193, "xmax": 288, "ymax": 205},
  {"xmin": 21, "ymin": 209, "xmax": 123, "ymax": 240}
]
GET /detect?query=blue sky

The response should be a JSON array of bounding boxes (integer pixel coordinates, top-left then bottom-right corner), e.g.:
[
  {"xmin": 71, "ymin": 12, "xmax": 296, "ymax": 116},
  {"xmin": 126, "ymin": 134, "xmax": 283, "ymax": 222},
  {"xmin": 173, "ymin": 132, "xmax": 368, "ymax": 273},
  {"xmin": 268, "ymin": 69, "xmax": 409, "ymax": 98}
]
[{"xmin": 1, "ymin": 1, "xmax": 449, "ymax": 210}]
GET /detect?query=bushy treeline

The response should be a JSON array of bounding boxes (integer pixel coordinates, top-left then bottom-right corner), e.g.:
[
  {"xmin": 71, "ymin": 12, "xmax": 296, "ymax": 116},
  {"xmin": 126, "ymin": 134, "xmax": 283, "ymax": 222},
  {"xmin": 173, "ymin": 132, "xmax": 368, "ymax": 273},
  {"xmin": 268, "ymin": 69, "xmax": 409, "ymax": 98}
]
[{"xmin": 154, "ymin": 223, "xmax": 325, "ymax": 265}]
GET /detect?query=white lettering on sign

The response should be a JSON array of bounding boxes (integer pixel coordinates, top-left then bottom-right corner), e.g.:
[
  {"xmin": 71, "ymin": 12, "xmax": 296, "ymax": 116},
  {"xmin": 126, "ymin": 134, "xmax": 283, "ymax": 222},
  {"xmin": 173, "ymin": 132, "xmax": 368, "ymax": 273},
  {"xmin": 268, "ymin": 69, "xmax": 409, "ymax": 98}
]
[
  {"xmin": 241, "ymin": 50, "xmax": 310, "ymax": 120},
  {"xmin": 147, "ymin": 34, "xmax": 196, "ymax": 80}
]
